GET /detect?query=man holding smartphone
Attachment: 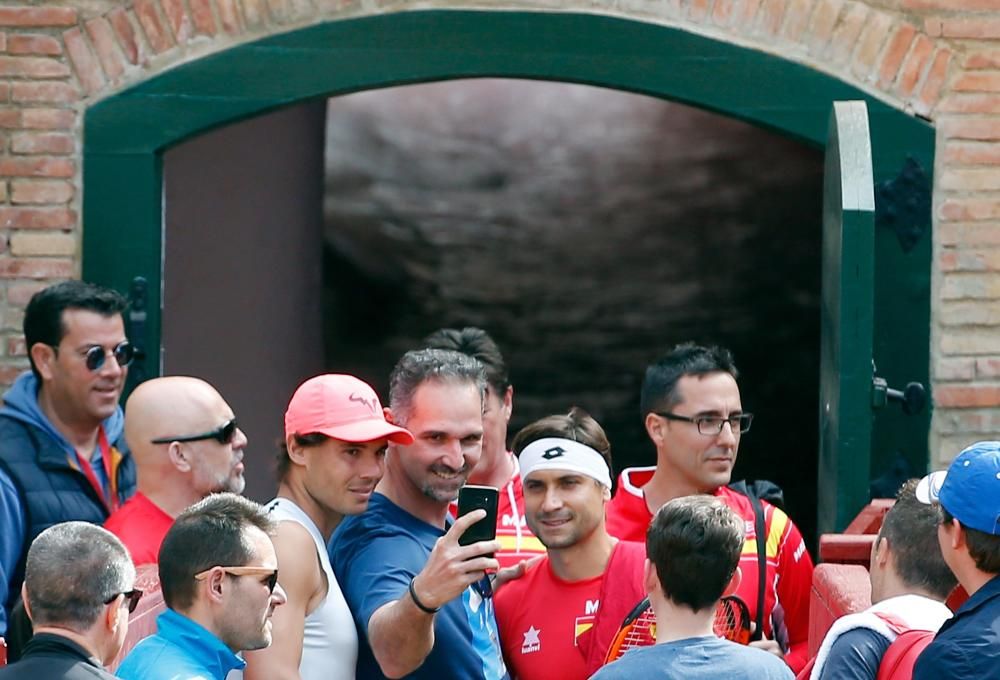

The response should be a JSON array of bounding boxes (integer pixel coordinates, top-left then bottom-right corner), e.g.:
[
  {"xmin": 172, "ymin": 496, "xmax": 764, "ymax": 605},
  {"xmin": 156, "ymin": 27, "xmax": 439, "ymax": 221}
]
[
  {"xmin": 330, "ymin": 349, "xmax": 508, "ymax": 680},
  {"xmin": 424, "ymin": 327, "xmax": 546, "ymax": 568},
  {"xmin": 494, "ymin": 409, "xmax": 646, "ymax": 679}
]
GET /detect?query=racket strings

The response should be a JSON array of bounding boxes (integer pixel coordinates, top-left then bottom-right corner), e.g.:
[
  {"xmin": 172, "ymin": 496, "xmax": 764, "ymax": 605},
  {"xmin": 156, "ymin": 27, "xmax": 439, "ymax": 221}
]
[{"xmin": 605, "ymin": 596, "xmax": 751, "ymax": 664}]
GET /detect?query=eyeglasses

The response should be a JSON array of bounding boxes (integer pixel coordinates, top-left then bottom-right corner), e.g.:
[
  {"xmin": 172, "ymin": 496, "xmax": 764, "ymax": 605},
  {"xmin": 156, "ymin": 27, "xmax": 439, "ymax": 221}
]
[
  {"xmin": 655, "ymin": 411, "xmax": 754, "ymax": 436},
  {"xmin": 55, "ymin": 341, "xmax": 135, "ymax": 372},
  {"xmin": 151, "ymin": 418, "xmax": 239, "ymax": 445},
  {"xmin": 105, "ymin": 588, "xmax": 144, "ymax": 614},
  {"xmin": 194, "ymin": 565, "xmax": 279, "ymax": 593}
]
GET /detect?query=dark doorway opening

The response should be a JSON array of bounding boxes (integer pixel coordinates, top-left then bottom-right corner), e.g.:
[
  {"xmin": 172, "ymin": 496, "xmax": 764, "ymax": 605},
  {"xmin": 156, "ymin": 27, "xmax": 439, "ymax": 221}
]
[
  {"xmin": 159, "ymin": 79, "xmax": 822, "ymax": 543},
  {"xmin": 321, "ymin": 80, "xmax": 824, "ymax": 542}
]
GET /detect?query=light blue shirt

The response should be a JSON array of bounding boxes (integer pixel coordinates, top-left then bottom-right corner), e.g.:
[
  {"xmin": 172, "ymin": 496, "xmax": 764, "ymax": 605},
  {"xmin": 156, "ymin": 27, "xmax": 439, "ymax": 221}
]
[{"xmin": 116, "ymin": 608, "xmax": 245, "ymax": 680}]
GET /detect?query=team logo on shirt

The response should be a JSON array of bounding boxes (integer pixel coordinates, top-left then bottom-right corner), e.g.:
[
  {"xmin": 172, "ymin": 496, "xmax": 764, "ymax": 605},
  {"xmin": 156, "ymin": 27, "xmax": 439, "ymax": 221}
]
[
  {"xmin": 501, "ymin": 513, "xmax": 528, "ymax": 527},
  {"xmin": 521, "ymin": 625, "xmax": 541, "ymax": 654},
  {"xmin": 573, "ymin": 599, "xmax": 600, "ymax": 645}
]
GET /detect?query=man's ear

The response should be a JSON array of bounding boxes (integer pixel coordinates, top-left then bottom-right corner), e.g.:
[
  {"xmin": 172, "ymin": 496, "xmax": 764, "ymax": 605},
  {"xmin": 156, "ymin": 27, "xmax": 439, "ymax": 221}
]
[
  {"xmin": 168, "ymin": 442, "xmax": 192, "ymax": 472},
  {"xmin": 723, "ymin": 566, "xmax": 742, "ymax": 597},
  {"xmin": 20, "ymin": 583, "xmax": 33, "ymax": 622},
  {"xmin": 286, "ymin": 434, "xmax": 308, "ymax": 465},
  {"xmin": 947, "ymin": 519, "xmax": 967, "ymax": 551},
  {"xmin": 643, "ymin": 558, "xmax": 660, "ymax": 597},
  {"xmin": 29, "ymin": 343, "xmax": 57, "ymax": 382},
  {"xmin": 502, "ymin": 386, "xmax": 513, "ymax": 423},
  {"xmin": 644, "ymin": 412, "xmax": 664, "ymax": 446},
  {"xmin": 104, "ymin": 595, "xmax": 125, "ymax": 633},
  {"xmin": 872, "ymin": 536, "xmax": 890, "ymax": 568},
  {"xmin": 201, "ymin": 569, "xmax": 227, "ymax": 605},
  {"xmin": 384, "ymin": 407, "xmax": 395, "ymax": 424}
]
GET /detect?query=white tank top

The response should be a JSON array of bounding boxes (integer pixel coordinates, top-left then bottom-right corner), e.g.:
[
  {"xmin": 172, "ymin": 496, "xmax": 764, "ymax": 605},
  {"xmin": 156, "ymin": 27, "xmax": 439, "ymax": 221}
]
[{"xmin": 265, "ymin": 497, "xmax": 358, "ymax": 680}]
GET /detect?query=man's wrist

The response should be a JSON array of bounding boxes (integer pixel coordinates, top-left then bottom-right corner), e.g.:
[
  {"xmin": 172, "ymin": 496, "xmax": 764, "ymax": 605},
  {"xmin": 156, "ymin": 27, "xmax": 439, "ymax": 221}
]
[{"xmin": 408, "ymin": 577, "xmax": 440, "ymax": 614}]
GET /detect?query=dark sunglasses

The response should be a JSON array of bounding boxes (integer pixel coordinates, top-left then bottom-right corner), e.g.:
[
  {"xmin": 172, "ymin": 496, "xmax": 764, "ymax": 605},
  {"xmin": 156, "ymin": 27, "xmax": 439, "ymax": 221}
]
[
  {"xmin": 195, "ymin": 566, "xmax": 279, "ymax": 593},
  {"xmin": 55, "ymin": 341, "xmax": 135, "ymax": 372},
  {"xmin": 151, "ymin": 418, "xmax": 238, "ymax": 445},
  {"xmin": 105, "ymin": 588, "xmax": 144, "ymax": 614}
]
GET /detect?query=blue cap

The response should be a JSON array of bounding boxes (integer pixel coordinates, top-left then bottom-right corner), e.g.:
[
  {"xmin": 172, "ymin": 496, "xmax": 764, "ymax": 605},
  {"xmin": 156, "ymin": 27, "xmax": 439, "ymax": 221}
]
[{"xmin": 916, "ymin": 441, "xmax": 1000, "ymax": 536}]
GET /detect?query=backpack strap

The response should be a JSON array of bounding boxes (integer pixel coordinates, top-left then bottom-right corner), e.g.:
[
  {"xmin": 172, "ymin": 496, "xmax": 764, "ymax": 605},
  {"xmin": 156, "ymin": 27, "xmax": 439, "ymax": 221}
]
[
  {"xmin": 730, "ymin": 480, "xmax": 767, "ymax": 641},
  {"xmin": 874, "ymin": 629, "xmax": 935, "ymax": 680}
]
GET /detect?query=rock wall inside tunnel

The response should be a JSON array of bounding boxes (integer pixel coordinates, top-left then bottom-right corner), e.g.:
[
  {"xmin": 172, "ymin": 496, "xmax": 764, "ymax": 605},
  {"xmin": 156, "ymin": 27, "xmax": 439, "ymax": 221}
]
[{"xmin": 322, "ymin": 79, "xmax": 824, "ymax": 542}]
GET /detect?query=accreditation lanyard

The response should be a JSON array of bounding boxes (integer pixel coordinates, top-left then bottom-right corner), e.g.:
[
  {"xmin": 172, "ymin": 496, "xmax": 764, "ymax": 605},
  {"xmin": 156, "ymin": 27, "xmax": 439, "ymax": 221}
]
[{"xmin": 74, "ymin": 428, "xmax": 118, "ymax": 514}]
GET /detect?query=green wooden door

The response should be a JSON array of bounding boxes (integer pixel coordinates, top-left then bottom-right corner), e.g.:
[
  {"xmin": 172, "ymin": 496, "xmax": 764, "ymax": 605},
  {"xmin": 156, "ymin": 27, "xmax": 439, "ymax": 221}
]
[{"xmin": 818, "ymin": 101, "xmax": 876, "ymax": 535}]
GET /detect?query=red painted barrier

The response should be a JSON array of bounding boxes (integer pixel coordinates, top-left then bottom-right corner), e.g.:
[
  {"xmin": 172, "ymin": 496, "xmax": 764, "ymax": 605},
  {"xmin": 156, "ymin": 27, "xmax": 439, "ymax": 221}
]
[{"xmin": 807, "ymin": 563, "xmax": 873, "ymax": 658}]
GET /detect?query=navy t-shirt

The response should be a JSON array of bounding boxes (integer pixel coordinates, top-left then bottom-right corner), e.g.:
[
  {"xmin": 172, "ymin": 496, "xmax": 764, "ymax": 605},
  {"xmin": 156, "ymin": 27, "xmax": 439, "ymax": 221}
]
[
  {"xmin": 329, "ymin": 493, "xmax": 509, "ymax": 680},
  {"xmin": 818, "ymin": 628, "xmax": 891, "ymax": 680}
]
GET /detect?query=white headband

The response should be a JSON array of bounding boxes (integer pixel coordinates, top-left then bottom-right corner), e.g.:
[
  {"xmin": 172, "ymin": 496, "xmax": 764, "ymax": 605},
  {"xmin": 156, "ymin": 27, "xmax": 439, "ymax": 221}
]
[{"xmin": 519, "ymin": 437, "xmax": 612, "ymax": 489}]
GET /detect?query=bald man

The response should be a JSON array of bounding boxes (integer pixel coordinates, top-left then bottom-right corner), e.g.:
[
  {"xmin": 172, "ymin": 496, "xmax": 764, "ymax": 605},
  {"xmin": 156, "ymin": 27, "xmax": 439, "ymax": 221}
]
[{"xmin": 104, "ymin": 376, "xmax": 248, "ymax": 564}]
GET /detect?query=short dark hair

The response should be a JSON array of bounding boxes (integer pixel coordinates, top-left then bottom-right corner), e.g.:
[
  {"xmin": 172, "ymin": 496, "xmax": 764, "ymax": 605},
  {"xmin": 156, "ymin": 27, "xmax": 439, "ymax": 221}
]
[
  {"xmin": 941, "ymin": 506, "xmax": 1000, "ymax": 573},
  {"xmin": 24, "ymin": 280, "xmax": 128, "ymax": 380},
  {"xmin": 388, "ymin": 349, "xmax": 486, "ymax": 427},
  {"xmin": 158, "ymin": 493, "xmax": 275, "ymax": 611},
  {"xmin": 423, "ymin": 327, "xmax": 510, "ymax": 397},
  {"xmin": 275, "ymin": 432, "xmax": 329, "ymax": 480},
  {"xmin": 647, "ymin": 496, "xmax": 745, "ymax": 612},
  {"xmin": 25, "ymin": 522, "xmax": 134, "ymax": 630},
  {"xmin": 640, "ymin": 343, "xmax": 738, "ymax": 417},
  {"xmin": 880, "ymin": 480, "xmax": 957, "ymax": 598},
  {"xmin": 511, "ymin": 406, "xmax": 612, "ymax": 468}
]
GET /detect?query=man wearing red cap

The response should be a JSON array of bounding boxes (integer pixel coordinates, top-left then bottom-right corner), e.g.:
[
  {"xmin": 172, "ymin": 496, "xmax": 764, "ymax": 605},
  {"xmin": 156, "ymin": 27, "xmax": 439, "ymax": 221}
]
[{"xmin": 243, "ymin": 374, "xmax": 413, "ymax": 680}]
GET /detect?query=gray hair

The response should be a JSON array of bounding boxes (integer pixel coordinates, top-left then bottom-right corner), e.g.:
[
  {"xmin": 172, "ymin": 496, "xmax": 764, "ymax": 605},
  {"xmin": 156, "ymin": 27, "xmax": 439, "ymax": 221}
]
[
  {"xmin": 25, "ymin": 521, "xmax": 135, "ymax": 630},
  {"xmin": 389, "ymin": 348, "xmax": 486, "ymax": 426}
]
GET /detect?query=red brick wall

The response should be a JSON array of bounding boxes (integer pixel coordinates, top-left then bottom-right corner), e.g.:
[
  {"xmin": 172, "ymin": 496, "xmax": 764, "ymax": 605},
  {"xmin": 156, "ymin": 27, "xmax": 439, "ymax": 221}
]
[{"xmin": 0, "ymin": 0, "xmax": 994, "ymax": 463}]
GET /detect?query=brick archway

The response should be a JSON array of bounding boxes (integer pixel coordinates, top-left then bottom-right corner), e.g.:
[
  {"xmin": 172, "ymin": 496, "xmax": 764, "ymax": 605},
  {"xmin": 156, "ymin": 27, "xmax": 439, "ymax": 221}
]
[{"xmin": 60, "ymin": 2, "xmax": 952, "ymax": 117}]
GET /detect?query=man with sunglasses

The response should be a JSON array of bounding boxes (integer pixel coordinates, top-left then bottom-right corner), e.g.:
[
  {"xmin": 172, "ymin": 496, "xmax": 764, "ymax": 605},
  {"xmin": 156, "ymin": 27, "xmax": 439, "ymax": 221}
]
[
  {"xmin": 605, "ymin": 343, "xmax": 814, "ymax": 673},
  {"xmin": 117, "ymin": 493, "xmax": 286, "ymax": 680},
  {"xmin": 105, "ymin": 376, "xmax": 248, "ymax": 565},
  {"xmin": 0, "ymin": 281, "xmax": 136, "ymax": 640},
  {"xmin": 0, "ymin": 521, "xmax": 139, "ymax": 679}
]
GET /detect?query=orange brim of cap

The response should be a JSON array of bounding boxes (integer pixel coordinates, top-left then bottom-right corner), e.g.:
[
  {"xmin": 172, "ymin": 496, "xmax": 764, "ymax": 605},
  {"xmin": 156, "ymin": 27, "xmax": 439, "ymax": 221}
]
[{"xmin": 309, "ymin": 418, "xmax": 414, "ymax": 446}]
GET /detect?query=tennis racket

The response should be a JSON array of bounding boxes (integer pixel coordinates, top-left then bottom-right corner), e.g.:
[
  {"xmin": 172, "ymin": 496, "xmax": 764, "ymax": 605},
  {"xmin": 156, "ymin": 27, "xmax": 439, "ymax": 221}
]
[{"xmin": 603, "ymin": 595, "xmax": 752, "ymax": 663}]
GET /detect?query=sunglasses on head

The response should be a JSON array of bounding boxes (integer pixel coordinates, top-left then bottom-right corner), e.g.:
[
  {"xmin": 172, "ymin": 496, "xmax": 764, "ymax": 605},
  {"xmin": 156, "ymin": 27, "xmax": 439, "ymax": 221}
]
[
  {"xmin": 55, "ymin": 341, "xmax": 135, "ymax": 372},
  {"xmin": 151, "ymin": 418, "xmax": 238, "ymax": 446},
  {"xmin": 105, "ymin": 588, "xmax": 144, "ymax": 614},
  {"xmin": 194, "ymin": 566, "xmax": 279, "ymax": 593}
]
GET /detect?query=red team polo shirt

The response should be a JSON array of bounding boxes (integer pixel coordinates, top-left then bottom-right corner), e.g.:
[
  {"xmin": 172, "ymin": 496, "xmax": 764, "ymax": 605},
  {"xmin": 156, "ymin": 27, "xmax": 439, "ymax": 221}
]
[
  {"xmin": 604, "ymin": 466, "xmax": 814, "ymax": 673},
  {"xmin": 104, "ymin": 491, "xmax": 175, "ymax": 565},
  {"xmin": 496, "ymin": 559, "xmax": 603, "ymax": 680},
  {"xmin": 450, "ymin": 455, "xmax": 546, "ymax": 569},
  {"xmin": 495, "ymin": 540, "xmax": 646, "ymax": 680}
]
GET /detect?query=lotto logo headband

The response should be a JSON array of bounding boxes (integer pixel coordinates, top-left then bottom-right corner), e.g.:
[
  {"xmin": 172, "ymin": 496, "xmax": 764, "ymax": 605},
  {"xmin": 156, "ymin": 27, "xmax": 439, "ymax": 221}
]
[{"xmin": 518, "ymin": 437, "xmax": 612, "ymax": 488}]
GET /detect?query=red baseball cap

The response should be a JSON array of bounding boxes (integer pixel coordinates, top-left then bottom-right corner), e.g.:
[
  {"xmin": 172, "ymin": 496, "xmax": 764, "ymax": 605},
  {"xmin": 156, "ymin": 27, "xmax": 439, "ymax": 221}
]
[{"xmin": 284, "ymin": 374, "xmax": 413, "ymax": 445}]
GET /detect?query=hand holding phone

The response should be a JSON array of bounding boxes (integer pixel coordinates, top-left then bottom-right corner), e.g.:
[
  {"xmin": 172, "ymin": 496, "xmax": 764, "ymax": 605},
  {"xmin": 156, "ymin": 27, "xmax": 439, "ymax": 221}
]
[{"xmin": 456, "ymin": 485, "xmax": 499, "ymax": 555}]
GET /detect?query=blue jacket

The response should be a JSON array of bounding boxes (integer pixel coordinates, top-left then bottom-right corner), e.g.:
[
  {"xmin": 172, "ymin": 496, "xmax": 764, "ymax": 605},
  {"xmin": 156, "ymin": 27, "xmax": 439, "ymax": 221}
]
[
  {"xmin": 115, "ymin": 609, "xmax": 245, "ymax": 680},
  {"xmin": 912, "ymin": 573, "xmax": 1000, "ymax": 680},
  {"xmin": 0, "ymin": 372, "xmax": 133, "ymax": 635}
]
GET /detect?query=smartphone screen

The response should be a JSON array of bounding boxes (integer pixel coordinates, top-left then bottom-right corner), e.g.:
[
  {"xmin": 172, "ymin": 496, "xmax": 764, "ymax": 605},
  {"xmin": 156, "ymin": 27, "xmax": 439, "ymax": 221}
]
[{"xmin": 456, "ymin": 485, "xmax": 499, "ymax": 552}]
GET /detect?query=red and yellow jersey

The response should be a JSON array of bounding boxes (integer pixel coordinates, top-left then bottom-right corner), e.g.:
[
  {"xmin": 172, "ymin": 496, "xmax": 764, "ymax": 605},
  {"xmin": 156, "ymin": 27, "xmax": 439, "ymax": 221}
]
[
  {"xmin": 605, "ymin": 466, "xmax": 814, "ymax": 673},
  {"xmin": 451, "ymin": 455, "xmax": 547, "ymax": 569},
  {"xmin": 494, "ymin": 557, "xmax": 603, "ymax": 680}
]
